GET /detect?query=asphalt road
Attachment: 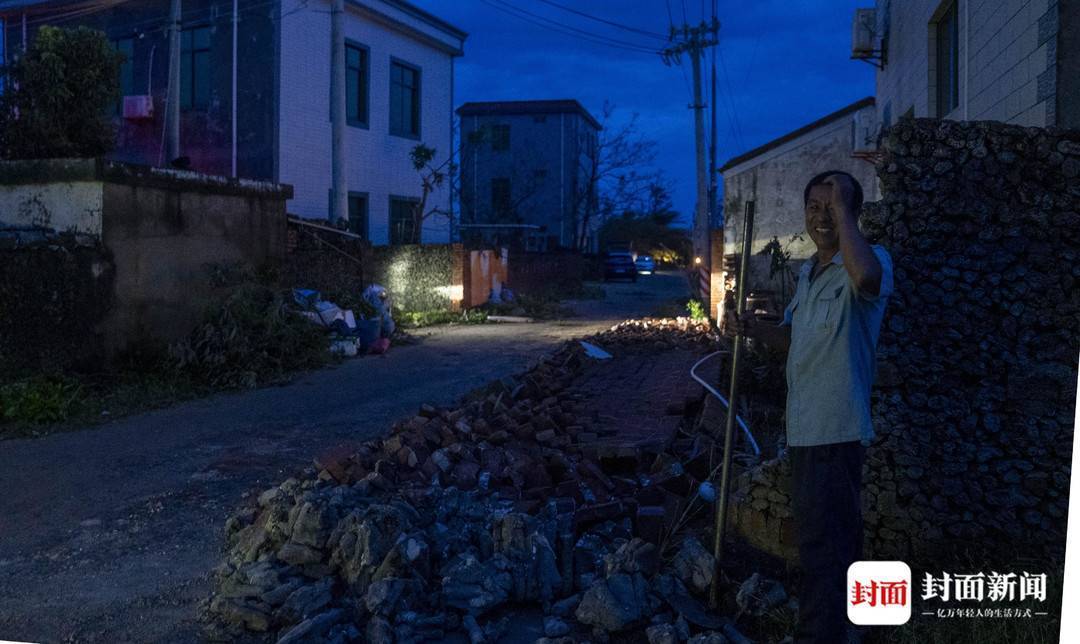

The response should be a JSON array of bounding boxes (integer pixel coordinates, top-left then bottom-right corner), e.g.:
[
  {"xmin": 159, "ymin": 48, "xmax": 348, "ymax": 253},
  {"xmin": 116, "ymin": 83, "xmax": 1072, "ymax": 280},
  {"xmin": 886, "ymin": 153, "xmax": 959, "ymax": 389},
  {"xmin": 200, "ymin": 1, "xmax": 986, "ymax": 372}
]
[{"xmin": 0, "ymin": 270, "xmax": 690, "ymax": 644}]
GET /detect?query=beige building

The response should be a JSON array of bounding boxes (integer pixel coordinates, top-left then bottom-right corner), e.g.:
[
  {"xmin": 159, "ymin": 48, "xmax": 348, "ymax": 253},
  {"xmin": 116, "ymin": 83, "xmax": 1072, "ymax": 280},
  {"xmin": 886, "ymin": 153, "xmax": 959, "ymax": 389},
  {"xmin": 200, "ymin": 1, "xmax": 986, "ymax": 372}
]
[
  {"xmin": 856, "ymin": 0, "xmax": 1079, "ymax": 128},
  {"xmin": 713, "ymin": 97, "xmax": 881, "ymax": 319}
]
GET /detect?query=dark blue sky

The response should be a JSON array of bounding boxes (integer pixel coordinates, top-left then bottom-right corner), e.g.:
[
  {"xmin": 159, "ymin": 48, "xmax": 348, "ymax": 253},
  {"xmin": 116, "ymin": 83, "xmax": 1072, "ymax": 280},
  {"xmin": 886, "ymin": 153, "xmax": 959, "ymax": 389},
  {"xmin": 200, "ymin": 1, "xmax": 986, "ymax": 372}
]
[{"xmin": 411, "ymin": 0, "xmax": 875, "ymax": 227}]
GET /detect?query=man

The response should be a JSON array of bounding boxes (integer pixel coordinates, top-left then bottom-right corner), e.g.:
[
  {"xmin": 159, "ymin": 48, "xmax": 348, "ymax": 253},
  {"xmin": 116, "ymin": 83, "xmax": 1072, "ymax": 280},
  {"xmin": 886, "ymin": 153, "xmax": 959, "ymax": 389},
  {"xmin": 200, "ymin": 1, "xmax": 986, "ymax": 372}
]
[{"xmin": 729, "ymin": 171, "xmax": 892, "ymax": 644}]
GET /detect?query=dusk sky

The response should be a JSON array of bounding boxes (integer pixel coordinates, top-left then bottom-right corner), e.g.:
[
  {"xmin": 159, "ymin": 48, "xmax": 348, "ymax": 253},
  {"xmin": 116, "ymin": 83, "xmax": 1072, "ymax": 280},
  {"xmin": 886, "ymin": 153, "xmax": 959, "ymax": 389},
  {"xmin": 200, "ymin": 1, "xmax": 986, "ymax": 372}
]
[{"xmin": 410, "ymin": 0, "xmax": 876, "ymax": 228}]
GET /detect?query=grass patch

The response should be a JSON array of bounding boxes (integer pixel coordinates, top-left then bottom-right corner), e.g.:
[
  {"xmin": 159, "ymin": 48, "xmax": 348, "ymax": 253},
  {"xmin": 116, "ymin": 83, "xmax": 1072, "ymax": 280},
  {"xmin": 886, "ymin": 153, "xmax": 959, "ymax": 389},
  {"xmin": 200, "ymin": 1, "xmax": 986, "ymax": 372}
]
[
  {"xmin": 397, "ymin": 308, "xmax": 489, "ymax": 329},
  {"xmin": 485, "ymin": 293, "xmax": 576, "ymax": 320},
  {"xmin": 2, "ymin": 283, "xmax": 335, "ymax": 440},
  {"xmin": 0, "ymin": 377, "xmax": 84, "ymax": 424}
]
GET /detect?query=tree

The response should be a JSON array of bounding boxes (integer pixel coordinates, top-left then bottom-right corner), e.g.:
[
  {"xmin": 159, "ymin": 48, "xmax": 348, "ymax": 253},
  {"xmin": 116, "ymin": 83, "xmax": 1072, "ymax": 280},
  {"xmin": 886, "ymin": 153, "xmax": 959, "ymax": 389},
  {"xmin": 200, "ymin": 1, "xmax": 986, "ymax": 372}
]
[
  {"xmin": 408, "ymin": 143, "xmax": 454, "ymax": 244},
  {"xmin": 598, "ymin": 182, "xmax": 691, "ymax": 265},
  {"xmin": 571, "ymin": 102, "xmax": 664, "ymax": 251},
  {"xmin": 0, "ymin": 26, "xmax": 124, "ymax": 160}
]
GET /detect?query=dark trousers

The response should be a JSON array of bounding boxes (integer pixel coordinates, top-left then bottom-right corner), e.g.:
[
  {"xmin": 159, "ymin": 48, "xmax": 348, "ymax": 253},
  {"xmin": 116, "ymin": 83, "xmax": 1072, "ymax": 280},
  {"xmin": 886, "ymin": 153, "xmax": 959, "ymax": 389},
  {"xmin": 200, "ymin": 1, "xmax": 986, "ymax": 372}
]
[{"xmin": 789, "ymin": 441, "xmax": 865, "ymax": 644}]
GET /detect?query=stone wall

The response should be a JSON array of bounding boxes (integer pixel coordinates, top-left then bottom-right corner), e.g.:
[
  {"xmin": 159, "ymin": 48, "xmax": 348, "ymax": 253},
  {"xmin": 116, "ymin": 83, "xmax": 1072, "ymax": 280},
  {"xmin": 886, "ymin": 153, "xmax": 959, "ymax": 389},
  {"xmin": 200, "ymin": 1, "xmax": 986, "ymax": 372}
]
[{"xmin": 732, "ymin": 118, "xmax": 1079, "ymax": 562}]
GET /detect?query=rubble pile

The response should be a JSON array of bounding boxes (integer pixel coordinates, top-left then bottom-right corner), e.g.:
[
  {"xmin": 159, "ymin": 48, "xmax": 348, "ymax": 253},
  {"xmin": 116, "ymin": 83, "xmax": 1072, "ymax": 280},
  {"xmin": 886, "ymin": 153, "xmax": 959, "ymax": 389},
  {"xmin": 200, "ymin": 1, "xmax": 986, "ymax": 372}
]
[
  {"xmin": 204, "ymin": 319, "xmax": 766, "ymax": 644},
  {"xmin": 594, "ymin": 318, "xmax": 720, "ymax": 351},
  {"xmin": 734, "ymin": 119, "xmax": 1079, "ymax": 559}
]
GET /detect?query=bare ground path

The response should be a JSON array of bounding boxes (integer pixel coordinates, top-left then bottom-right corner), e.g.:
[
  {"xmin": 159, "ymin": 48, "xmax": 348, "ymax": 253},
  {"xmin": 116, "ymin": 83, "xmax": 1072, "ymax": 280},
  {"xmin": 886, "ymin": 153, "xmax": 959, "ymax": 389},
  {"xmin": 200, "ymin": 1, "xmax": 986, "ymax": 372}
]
[{"xmin": 0, "ymin": 272, "xmax": 690, "ymax": 643}]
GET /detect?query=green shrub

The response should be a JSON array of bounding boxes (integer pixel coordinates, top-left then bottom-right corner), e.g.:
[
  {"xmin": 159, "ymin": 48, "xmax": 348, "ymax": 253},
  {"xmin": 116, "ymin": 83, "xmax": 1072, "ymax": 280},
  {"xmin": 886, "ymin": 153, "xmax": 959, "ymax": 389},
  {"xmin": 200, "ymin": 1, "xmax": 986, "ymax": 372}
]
[
  {"xmin": 0, "ymin": 26, "xmax": 124, "ymax": 159},
  {"xmin": 0, "ymin": 377, "xmax": 83, "ymax": 424},
  {"xmin": 170, "ymin": 284, "xmax": 331, "ymax": 389},
  {"xmin": 686, "ymin": 299, "xmax": 707, "ymax": 322}
]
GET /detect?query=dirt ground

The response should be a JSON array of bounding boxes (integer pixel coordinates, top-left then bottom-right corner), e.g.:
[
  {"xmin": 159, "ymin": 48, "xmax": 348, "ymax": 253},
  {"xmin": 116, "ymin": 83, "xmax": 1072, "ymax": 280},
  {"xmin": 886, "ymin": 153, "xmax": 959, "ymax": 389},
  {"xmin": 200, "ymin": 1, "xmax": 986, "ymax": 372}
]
[{"xmin": 0, "ymin": 272, "xmax": 692, "ymax": 644}]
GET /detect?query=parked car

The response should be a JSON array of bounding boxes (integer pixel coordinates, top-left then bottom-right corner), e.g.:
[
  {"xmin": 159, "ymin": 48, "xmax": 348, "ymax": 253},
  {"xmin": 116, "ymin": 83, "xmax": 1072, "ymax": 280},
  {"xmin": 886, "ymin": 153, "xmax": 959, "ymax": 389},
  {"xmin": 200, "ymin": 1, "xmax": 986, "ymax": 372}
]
[
  {"xmin": 604, "ymin": 253, "xmax": 638, "ymax": 282},
  {"xmin": 634, "ymin": 254, "xmax": 656, "ymax": 275}
]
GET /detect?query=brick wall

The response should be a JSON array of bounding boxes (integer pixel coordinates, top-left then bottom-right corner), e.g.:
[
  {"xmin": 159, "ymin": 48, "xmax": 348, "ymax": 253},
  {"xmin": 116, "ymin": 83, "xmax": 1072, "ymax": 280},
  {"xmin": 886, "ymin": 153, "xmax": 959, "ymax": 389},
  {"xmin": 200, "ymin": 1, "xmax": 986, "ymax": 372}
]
[{"xmin": 875, "ymin": 0, "xmax": 1060, "ymax": 127}]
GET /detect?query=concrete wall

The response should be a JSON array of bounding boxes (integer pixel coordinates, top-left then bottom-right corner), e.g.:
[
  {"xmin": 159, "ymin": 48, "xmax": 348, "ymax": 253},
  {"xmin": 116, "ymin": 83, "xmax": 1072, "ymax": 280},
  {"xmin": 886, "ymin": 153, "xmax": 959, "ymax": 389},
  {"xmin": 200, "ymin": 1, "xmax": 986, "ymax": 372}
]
[
  {"xmin": 0, "ymin": 159, "xmax": 291, "ymax": 358},
  {"xmin": 100, "ymin": 165, "xmax": 290, "ymax": 353},
  {"xmin": 874, "ymin": 0, "xmax": 1066, "ymax": 127},
  {"xmin": 279, "ymin": 0, "xmax": 459, "ymax": 245},
  {"xmin": 719, "ymin": 103, "xmax": 882, "ymax": 298},
  {"xmin": 0, "ymin": 175, "xmax": 103, "ymax": 237}
]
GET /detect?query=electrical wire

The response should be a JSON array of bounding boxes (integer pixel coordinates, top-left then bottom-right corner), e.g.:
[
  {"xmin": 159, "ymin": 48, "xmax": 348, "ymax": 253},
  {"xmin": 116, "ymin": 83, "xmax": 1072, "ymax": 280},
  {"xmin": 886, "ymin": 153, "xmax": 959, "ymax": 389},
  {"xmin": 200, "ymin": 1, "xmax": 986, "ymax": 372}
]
[
  {"xmin": 477, "ymin": 0, "xmax": 660, "ymax": 54},
  {"xmin": 491, "ymin": 0, "xmax": 660, "ymax": 52},
  {"xmin": 529, "ymin": 0, "xmax": 669, "ymax": 41},
  {"xmin": 717, "ymin": 45, "xmax": 746, "ymax": 152}
]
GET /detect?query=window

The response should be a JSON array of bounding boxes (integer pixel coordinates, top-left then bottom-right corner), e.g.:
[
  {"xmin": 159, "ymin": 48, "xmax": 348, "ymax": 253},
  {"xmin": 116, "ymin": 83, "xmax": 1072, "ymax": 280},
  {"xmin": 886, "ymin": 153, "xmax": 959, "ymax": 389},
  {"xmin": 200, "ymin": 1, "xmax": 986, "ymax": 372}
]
[
  {"xmin": 345, "ymin": 43, "xmax": 368, "ymax": 127},
  {"xmin": 115, "ymin": 37, "xmax": 135, "ymax": 114},
  {"xmin": 934, "ymin": 1, "xmax": 959, "ymax": 118},
  {"xmin": 327, "ymin": 191, "xmax": 370, "ymax": 238},
  {"xmin": 491, "ymin": 178, "xmax": 511, "ymax": 218},
  {"xmin": 181, "ymin": 26, "xmax": 210, "ymax": 110},
  {"xmin": 491, "ymin": 124, "xmax": 510, "ymax": 151},
  {"xmin": 532, "ymin": 115, "xmax": 546, "ymax": 123},
  {"xmin": 389, "ymin": 197, "xmax": 419, "ymax": 244},
  {"xmin": 390, "ymin": 60, "xmax": 420, "ymax": 138}
]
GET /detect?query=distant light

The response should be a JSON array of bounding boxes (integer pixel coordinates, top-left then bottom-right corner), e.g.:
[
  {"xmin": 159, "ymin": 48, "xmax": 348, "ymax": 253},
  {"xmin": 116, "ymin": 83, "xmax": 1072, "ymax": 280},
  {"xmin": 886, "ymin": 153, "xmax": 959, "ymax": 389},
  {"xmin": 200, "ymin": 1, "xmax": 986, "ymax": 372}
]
[{"xmin": 694, "ymin": 256, "xmax": 703, "ymax": 265}]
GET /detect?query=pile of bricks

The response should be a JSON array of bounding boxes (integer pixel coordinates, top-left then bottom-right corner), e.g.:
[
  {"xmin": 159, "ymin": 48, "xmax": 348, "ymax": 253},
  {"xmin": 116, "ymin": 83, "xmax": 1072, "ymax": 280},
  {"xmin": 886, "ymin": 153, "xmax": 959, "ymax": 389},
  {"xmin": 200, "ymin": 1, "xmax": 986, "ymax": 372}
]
[{"xmin": 204, "ymin": 319, "xmax": 770, "ymax": 644}]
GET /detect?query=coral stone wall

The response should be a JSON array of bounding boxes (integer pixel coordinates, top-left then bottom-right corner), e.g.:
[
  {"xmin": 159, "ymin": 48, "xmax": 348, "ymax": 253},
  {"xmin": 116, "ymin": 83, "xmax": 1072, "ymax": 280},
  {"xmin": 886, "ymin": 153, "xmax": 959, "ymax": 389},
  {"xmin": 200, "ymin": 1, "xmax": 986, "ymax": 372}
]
[{"xmin": 733, "ymin": 118, "xmax": 1079, "ymax": 561}]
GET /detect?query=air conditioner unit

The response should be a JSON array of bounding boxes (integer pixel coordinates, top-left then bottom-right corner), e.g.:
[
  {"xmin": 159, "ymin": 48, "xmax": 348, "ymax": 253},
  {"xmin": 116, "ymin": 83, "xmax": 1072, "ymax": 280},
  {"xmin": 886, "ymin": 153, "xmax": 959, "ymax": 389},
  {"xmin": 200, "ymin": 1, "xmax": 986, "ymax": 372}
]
[
  {"xmin": 123, "ymin": 95, "xmax": 153, "ymax": 120},
  {"xmin": 852, "ymin": 109, "xmax": 881, "ymax": 155},
  {"xmin": 851, "ymin": 8, "xmax": 877, "ymax": 58}
]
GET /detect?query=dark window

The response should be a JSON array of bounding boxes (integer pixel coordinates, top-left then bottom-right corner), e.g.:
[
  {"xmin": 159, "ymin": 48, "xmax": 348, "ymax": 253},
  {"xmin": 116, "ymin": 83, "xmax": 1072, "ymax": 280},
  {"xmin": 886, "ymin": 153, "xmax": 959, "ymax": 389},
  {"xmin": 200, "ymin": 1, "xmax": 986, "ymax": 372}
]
[
  {"xmin": 491, "ymin": 178, "xmax": 511, "ymax": 217},
  {"xmin": 345, "ymin": 43, "xmax": 368, "ymax": 126},
  {"xmin": 327, "ymin": 191, "xmax": 369, "ymax": 239},
  {"xmin": 389, "ymin": 197, "xmax": 419, "ymax": 244},
  {"xmin": 181, "ymin": 26, "xmax": 210, "ymax": 110},
  {"xmin": 935, "ymin": 1, "xmax": 959, "ymax": 118},
  {"xmin": 390, "ymin": 61, "xmax": 420, "ymax": 137},
  {"xmin": 348, "ymin": 193, "xmax": 368, "ymax": 238},
  {"xmin": 491, "ymin": 124, "xmax": 510, "ymax": 151},
  {"xmin": 532, "ymin": 115, "xmax": 546, "ymax": 123},
  {"xmin": 115, "ymin": 37, "xmax": 134, "ymax": 114}
]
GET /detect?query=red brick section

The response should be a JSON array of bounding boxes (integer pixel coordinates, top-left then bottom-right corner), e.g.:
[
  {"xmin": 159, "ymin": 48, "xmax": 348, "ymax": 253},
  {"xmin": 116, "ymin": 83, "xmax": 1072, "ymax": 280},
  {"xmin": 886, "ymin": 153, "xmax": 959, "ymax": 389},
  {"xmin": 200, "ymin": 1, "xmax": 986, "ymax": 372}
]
[{"xmin": 573, "ymin": 347, "xmax": 706, "ymax": 452}]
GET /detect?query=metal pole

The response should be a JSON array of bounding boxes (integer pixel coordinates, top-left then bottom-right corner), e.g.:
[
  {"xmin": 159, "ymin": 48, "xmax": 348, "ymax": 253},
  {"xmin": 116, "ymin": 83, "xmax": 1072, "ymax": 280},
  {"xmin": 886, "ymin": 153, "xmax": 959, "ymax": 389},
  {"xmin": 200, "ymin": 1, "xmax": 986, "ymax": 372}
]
[
  {"xmin": 710, "ymin": 199, "xmax": 754, "ymax": 608},
  {"xmin": 329, "ymin": 0, "xmax": 348, "ymax": 225},
  {"xmin": 166, "ymin": 0, "xmax": 181, "ymax": 164}
]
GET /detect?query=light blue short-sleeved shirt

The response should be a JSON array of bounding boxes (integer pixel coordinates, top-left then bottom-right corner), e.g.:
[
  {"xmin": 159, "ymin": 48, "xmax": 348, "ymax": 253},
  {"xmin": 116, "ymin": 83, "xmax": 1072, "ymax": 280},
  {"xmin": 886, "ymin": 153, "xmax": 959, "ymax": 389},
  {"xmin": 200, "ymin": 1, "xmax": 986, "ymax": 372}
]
[{"xmin": 780, "ymin": 245, "xmax": 893, "ymax": 447}]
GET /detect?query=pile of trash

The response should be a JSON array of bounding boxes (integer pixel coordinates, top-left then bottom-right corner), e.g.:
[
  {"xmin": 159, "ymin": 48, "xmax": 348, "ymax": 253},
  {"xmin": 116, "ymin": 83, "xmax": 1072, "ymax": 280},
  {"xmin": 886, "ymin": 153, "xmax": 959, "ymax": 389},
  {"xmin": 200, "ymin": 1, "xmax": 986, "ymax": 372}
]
[
  {"xmin": 293, "ymin": 285, "xmax": 395, "ymax": 357},
  {"xmin": 203, "ymin": 319, "xmax": 788, "ymax": 643}
]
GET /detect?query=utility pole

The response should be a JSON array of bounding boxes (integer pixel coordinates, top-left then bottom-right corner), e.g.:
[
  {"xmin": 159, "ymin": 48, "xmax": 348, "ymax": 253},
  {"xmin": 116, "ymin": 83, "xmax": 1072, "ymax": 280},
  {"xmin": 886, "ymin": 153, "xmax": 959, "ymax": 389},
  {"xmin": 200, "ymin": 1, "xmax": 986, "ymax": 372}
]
[
  {"xmin": 330, "ymin": 0, "xmax": 348, "ymax": 225},
  {"xmin": 708, "ymin": 1, "xmax": 719, "ymax": 232},
  {"xmin": 166, "ymin": 0, "xmax": 181, "ymax": 164},
  {"xmin": 662, "ymin": 19, "xmax": 720, "ymax": 291}
]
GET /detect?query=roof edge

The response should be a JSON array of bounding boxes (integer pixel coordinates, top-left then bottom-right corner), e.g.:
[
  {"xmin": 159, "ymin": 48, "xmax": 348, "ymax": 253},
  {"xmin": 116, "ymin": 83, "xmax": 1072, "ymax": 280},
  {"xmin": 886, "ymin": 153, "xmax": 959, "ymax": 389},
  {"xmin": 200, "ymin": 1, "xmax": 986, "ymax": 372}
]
[
  {"xmin": 719, "ymin": 96, "xmax": 875, "ymax": 174},
  {"xmin": 456, "ymin": 99, "xmax": 602, "ymax": 130}
]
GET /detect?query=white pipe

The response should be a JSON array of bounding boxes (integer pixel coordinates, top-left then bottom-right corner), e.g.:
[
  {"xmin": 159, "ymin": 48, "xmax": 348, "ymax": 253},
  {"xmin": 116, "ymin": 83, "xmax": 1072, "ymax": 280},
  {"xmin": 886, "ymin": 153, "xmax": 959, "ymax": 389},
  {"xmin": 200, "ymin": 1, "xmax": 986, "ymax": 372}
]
[
  {"xmin": 166, "ymin": 0, "xmax": 181, "ymax": 163},
  {"xmin": 329, "ymin": 0, "xmax": 347, "ymax": 224},
  {"xmin": 690, "ymin": 350, "xmax": 761, "ymax": 456},
  {"xmin": 231, "ymin": 0, "xmax": 238, "ymax": 177}
]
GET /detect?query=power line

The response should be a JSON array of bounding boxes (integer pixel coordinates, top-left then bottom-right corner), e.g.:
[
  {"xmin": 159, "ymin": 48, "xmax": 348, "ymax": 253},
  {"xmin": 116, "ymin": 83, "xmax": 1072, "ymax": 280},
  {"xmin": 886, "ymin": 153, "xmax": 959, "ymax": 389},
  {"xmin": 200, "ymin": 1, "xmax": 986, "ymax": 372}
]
[
  {"xmin": 492, "ymin": 0, "xmax": 660, "ymax": 51},
  {"xmin": 717, "ymin": 45, "xmax": 746, "ymax": 152},
  {"xmin": 530, "ymin": 0, "xmax": 669, "ymax": 41},
  {"xmin": 477, "ymin": 0, "xmax": 660, "ymax": 54}
]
